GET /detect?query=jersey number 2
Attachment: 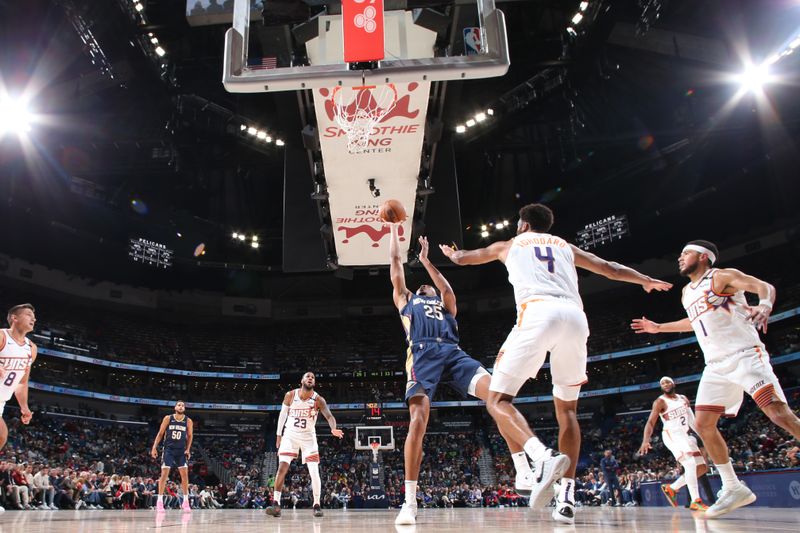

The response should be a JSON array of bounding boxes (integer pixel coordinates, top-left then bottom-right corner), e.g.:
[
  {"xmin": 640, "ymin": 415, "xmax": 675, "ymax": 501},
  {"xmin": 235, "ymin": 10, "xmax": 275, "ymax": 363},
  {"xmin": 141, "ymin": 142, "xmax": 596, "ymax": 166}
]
[
  {"xmin": 535, "ymin": 246, "xmax": 555, "ymax": 273},
  {"xmin": 2, "ymin": 372, "xmax": 16, "ymax": 387}
]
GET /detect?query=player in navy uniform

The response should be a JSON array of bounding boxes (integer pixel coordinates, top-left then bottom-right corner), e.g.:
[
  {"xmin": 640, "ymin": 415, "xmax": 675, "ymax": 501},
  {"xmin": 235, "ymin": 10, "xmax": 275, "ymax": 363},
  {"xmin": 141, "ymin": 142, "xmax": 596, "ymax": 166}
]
[
  {"xmin": 151, "ymin": 400, "xmax": 194, "ymax": 512},
  {"xmin": 386, "ymin": 224, "xmax": 518, "ymax": 525}
]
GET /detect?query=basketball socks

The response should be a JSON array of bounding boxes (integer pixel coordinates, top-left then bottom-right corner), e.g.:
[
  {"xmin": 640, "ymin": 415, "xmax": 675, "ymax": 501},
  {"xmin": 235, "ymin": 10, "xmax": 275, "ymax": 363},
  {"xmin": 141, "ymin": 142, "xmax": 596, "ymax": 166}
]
[
  {"xmin": 512, "ymin": 451, "xmax": 532, "ymax": 476},
  {"xmin": 715, "ymin": 462, "xmax": 741, "ymax": 489},
  {"xmin": 157, "ymin": 494, "xmax": 163, "ymax": 503},
  {"xmin": 685, "ymin": 467, "xmax": 700, "ymax": 501},
  {"xmin": 273, "ymin": 491, "xmax": 282, "ymax": 505},
  {"xmin": 404, "ymin": 481, "xmax": 417, "ymax": 506},
  {"xmin": 557, "ymin": 478, "xmax": 575, "ymax": 504},
  {"xmin": 670, "ymin": 475, "xmax": 686, "ymax": 491},
  {"xmin": 523, "ymin": 436, "xmax": 548, "ymax": 462}
]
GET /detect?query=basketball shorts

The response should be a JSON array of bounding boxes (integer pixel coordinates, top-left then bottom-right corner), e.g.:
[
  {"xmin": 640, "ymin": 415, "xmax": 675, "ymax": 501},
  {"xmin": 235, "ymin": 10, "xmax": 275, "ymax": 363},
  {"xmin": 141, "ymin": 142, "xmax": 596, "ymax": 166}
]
[
  {"xmin": 490, "ymin": 299, "xmax": 589, "ymax": 400},
  {"xmin": 662, "ymin": 430, "xmax": 705, "ymax": 466},
  {"xmin": 404, "ymin": 341, "xmax": 486, "ymax": 402},
  {"xmin": 278, "ymin": 431, "xmax": 319, "ymax": 464},
  {"xmin": 162, "ymin": 447, "xmax": 188, "ymax": 468},
  {"xmin": 696, "ymin": 345, "xmax": 787, "ymax": 417}
]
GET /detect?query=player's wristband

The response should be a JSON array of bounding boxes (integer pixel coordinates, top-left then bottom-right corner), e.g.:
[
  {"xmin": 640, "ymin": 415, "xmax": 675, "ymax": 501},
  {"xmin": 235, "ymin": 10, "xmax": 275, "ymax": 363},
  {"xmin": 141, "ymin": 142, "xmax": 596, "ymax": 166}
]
[{"xmin": 758, "ymin": 299, "xmax": 773, "ymax": 311}]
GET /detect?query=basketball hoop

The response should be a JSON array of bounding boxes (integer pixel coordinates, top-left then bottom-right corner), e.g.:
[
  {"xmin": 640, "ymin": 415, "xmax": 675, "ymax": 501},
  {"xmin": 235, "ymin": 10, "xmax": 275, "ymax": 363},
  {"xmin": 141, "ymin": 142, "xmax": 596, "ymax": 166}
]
[
  {"xmin": 369, "ymin": 441, "xmax": 381, "ymax": 463},
  {"xmin": 329, "ymin": 84, "xmax": 398, "ymax": 154}
]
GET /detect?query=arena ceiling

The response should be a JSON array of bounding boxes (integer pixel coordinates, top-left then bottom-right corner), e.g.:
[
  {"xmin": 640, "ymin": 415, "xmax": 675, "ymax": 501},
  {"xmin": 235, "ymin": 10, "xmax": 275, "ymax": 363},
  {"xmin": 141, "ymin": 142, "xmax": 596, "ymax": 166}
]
[{"xmin": 0, "ymin": 0, "xmax": 799, "ymax": 295}]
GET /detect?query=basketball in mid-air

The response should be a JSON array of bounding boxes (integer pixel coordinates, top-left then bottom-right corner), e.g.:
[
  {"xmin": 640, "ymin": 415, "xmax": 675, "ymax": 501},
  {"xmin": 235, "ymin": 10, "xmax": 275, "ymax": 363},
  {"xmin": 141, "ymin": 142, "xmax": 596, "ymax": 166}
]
[{"xmin": 379, "ymin": 199, "xmax": 407, "ymax": 223}]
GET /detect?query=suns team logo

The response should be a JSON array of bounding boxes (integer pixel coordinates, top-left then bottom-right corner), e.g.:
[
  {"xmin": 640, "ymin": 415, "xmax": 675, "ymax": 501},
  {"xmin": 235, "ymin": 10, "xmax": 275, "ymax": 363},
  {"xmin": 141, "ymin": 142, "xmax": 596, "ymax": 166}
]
[{"xmin": 704, "ymin": 289, "xmax": 734, "ymax": 313}]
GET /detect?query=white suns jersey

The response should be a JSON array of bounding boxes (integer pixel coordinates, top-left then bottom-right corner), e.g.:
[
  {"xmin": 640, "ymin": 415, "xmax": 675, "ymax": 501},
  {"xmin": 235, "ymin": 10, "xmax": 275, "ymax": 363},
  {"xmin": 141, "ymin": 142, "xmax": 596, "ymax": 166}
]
[
  {"xmin": 0, "ymin": 330, "xmax": 34, "ymax": 402},
  {"xmin": 681, "ymin": 268, "xmax": 764, "ymax": 363},
  {"xmin": 659, "ymin": 394, "xmax": 694, "ymax": 434},
  {"xmin": 505, "ymin": 232, "xmax": 583, "ymax": 309},
  {"xmin": 283, "ymin": 389, "xmax": 319, "ymax": 435}
]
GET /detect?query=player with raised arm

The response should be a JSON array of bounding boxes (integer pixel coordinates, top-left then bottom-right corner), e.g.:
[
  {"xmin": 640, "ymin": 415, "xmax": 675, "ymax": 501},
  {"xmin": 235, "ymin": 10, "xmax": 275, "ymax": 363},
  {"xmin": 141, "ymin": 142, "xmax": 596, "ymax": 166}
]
[
  {"xmin": 0, "ymin": 304, "xmax": 38, "ymax": 451},
  {"xmin": 631, "ymin": 240, "xmax": 800, "ymax": 518},
  {"xmin": 386, "ymin": 224, "xmax": 525, "ymax": 526},
  {"xmin": 150, "ymin": 400, "xmax": 194, "ymax": 512},
  {"xmin": 266, "ymin": 372, "xmax": 343, "ymax": 518},
  {"xmin": 639, "ymin": 376, "xmax": 712, "ymax": 511},
  {"xmin": 441, "ymin": 203, "xmax": 671, "ymax": 524}
]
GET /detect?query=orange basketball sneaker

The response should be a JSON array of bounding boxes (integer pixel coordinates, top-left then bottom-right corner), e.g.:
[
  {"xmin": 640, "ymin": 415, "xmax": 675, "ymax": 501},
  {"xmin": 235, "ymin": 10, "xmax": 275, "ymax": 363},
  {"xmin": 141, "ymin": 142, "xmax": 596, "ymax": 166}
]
[
  {"xmin": 689, "ymin": 498, "xmax": 709, "ymax": 511},
  {"xmin": 660, "ymin": 484, "xmax": 679, "ymax": 507}
]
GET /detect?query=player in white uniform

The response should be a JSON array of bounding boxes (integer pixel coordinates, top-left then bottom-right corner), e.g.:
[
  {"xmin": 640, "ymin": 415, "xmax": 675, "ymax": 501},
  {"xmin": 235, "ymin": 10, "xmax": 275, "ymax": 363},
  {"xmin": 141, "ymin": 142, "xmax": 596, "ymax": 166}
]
[
  {"xmin": 441, "ymin": 203, "xmax": 671, "ymax": 524},
  {"xmin": 266, "ymin": 372, "xmax": 343, "ymax": 518},
  {"xmin": 632, "ymin": 240, "xmax": 800, "ymax": 518},
  {"xmin": 0, "ymin": 304, "xmax": 38, "ymax": 452},
  {"xmin": 639, "ymin": 376, "xmax": 711, "ymax": 511}
]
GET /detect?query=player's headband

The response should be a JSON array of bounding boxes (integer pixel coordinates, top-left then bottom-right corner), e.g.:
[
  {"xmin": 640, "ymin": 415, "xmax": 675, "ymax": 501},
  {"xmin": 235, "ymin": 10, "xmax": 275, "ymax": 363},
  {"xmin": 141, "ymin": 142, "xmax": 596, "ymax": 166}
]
[
  {"xmin": 682, "ymin": 244, "xmax": 716, "ymax": 265},
  {"xmin": 659, "ymin": 376, "xmax": 674, "ymax": 384}
]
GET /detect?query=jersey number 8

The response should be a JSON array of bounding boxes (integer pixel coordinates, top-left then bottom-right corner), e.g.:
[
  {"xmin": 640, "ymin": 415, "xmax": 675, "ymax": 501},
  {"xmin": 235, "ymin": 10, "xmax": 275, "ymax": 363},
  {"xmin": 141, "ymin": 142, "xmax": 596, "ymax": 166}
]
[{"xmin": 3, "ymin": 372, "xmax": 16, "ymax": 387}]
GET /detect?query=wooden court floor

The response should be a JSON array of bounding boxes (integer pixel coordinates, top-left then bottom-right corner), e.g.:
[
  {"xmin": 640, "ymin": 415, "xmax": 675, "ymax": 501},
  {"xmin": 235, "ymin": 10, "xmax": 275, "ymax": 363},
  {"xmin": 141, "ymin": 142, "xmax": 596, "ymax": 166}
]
[{"xmin": 1, "ymin": 506, "xmax": 798, "ymax": 533}]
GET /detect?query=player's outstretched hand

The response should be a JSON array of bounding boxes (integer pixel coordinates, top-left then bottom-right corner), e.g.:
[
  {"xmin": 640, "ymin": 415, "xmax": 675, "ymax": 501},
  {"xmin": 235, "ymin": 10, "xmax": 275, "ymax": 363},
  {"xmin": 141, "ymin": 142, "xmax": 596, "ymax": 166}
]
[
  {"xmin": 745, "ymin": 304, "xmax": 771, "ymax": 333},
  {"xmin": 150, "ymin": 447, "xmax": 158, "ymax": 460},
  {"xmin": 20, "ymin": 408, "xmax": 32, "ymax": 425},
  {"xmin": 638, "ymin": 442, "xmax": 652, "ymax": 455},
  {"xmin": 439, "ymin": 244, "xmax": 457, "ymax": 263},
  {"xmin": 331, "ymin": 429, "xmax": 344, "ymax": 439},
  {"xmin": 631, "ymin": 316, "xmax": 659, "ymax": 334},
  {"xmin": 418, "ymin": 236, "xmax": 430, "ymax": 263},
  {"xmin": 643, "ymin": 278, "xmax": 672, "ymax": 293}
]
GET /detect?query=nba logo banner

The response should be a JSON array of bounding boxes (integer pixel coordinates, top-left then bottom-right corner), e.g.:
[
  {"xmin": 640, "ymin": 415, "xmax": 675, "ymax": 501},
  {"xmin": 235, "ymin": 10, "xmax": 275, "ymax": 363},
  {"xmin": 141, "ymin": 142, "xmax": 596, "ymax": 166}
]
[
  {"xmin": 342, "ymin": 0, "xmax": 385, "ymax": 62},
  {"xmin": 464, "ymin": 27, "xmax": 482, "ymax": 55}
]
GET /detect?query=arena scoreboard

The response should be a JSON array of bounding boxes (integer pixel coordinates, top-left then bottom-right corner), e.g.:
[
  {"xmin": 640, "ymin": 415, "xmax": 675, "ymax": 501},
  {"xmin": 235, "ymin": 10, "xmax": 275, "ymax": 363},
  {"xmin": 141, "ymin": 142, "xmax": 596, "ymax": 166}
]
[
  {"xmin": 128, "ymin": 238, "xmax": 173, "ymax": 268},
  {"xmin": 576, "ymin": 214, "xmax": 630, "ymax": 250}
]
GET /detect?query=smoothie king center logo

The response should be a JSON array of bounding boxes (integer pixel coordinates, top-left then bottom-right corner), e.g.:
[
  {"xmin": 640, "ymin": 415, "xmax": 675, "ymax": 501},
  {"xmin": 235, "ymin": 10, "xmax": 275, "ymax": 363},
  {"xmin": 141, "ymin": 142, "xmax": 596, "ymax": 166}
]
[
  {"xmin": 336, "ymin": 206, "xmax": 406, "ymax": 247},
  {"xmin": 319, "ymin": 82, "xmax": 423, "ymax": 146}
]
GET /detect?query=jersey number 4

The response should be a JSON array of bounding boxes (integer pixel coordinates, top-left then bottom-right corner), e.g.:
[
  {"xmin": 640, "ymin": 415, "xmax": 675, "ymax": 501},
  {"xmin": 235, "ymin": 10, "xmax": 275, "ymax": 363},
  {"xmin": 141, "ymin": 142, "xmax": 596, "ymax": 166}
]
[{"xmin": 535, "ymin": 246, "xmax": 555, "ymax": 273}]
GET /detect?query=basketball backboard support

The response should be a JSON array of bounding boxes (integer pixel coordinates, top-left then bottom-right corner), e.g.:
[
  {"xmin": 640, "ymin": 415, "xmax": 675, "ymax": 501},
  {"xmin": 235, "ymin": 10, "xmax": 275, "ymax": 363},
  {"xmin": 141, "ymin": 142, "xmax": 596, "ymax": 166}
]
[{"xmin": 222, "ymin": 0, "xmax": 509, "ymax": 93}]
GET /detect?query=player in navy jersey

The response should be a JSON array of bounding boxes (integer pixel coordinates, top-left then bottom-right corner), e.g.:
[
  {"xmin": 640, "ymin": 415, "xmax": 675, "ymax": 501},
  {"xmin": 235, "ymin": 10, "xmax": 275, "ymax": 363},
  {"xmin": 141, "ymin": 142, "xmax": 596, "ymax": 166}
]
[
  {"xmin": 151, "ymin": 400, "xmax": 194, "ymax": 512},
  {"xmin": 386, "ymin": 224, "xmax": 520, "ymax": 525}
]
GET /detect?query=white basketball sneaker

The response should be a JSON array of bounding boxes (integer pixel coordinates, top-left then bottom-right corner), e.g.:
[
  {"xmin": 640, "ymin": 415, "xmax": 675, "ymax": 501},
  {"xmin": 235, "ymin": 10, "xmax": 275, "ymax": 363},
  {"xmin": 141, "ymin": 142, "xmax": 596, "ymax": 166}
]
[
  {"xmin": 394, "ymin": 503, "xmax": 418, "ymax": 525},
  {"xmin": 552, "ymin": 479, "xmax": 576, "ymax": 525},
  {"xmin": 528, "ymin": 451, "xmax": 570, "ymax": 509},
  {"xmin": 515, "ymin": 470, "xmax": 533, "ymax": 496},
  {"xmin": 704, "ymin": 483, "xmax": 756, "ymax": 519}
]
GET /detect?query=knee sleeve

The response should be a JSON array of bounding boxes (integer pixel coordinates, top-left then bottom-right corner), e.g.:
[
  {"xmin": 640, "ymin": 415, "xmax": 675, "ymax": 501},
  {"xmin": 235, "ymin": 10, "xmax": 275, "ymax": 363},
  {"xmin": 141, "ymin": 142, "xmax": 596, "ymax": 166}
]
[
  {"xmin": 553, "ymin": 383, "xmax": 582, "ymax": 402},
  {"xmin": 468, "ymin": 367, "xmax": 490, "ymax": 397}
]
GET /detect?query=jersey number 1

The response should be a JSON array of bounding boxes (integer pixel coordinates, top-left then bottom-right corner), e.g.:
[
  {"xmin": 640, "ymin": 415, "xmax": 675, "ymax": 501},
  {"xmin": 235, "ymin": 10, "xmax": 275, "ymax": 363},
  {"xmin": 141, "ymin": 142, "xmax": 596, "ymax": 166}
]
[{"xmin": 535, "ymin": 246, "xmax": 555, "ymax": 273}]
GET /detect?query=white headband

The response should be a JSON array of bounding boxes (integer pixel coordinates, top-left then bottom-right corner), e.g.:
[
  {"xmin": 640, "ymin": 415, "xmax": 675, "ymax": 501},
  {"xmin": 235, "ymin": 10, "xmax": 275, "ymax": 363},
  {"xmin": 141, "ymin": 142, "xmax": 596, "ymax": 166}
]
[
  {"xmin": 683, "ymin": 244, "xmax": 716, "ymax": 265},
  {"xmin": 659, "ymin": 376, "xmax": 674, "ymax": 384}
]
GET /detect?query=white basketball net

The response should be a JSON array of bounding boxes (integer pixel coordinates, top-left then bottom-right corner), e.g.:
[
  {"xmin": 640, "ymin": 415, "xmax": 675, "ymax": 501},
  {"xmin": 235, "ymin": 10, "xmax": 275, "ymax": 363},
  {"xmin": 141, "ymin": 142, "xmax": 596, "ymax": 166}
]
[
  {"xmin": 330, "ymin": 84, "xmax": 398, "ymax": 154},
  {"xmin": 369, "ymin": 441, "xmax": 381, "ymax": 462}
]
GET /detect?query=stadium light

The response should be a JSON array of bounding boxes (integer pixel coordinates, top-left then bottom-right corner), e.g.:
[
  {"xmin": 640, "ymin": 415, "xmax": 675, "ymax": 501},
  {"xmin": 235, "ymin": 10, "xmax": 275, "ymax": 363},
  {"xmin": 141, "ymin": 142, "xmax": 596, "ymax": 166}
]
[
  {"xmin": 275, "ymin": 139, "xmax": 285, "ymax": 146},
  {"xmin": 232, "ymin": 232, "xmax": 239, "ymax": 239},
  {"xmin": 735, "ymin": 63, "xmax": 771, "ymax": 93},
  {"xmin": 134, "ymin": 2, "xmax": 144, "ymax": 12},
  {"xmin": 495, "ymin": 222, "xmax": 504, "ymax": 230},
  {"xmin": 486, "ymin": 108, "xmax": 494, "ymax": 116},
  {"xmin": 466, "ymin": 119, "xmax": 476, "ymax": 127},
  {"xmin": 475, "ymin": 112, "xmax": 487, "ymax": 122},
  {"xmin": 455, "ymin": 125, "xmax": 466, "ymax": 133},
  {"xmin": 580, "ymin": 2, "xmax": 589, "ymax": 11},
  {"xmin": 238, "ymin": 234, "xmax": 246, "ymax": 241},
  {"xmin": 251, "ymin": 241, "xmax": 259, "ymax": 249},
  {"xmin": 0, "ymin": 97, "xmax": 33, "ymax": 136},
  {"xmin": 480, "ymin": 230, "xmax": 490, "ymax": 238},
  {"xmin": 247, "ymin": 127, "xmax": 257, "ymax": 136},
  {"xmin": 155, "ymin": 46, "xmax": 166, "ymax": 57},
  {"xmin": 572, "ymin": 13, "xmax": 583, "ymax": 24}
]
